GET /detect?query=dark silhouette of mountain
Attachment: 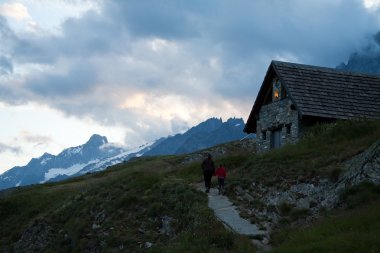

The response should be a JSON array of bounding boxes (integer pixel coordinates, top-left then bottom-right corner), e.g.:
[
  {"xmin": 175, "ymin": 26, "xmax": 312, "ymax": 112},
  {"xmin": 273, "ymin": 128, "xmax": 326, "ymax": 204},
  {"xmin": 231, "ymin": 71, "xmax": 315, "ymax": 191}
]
[
  {"xmin": 337, "ymin": 31, "xmax": 380, "ymax": 75},
  {"xmin": 144, "ymin": 117, "xmax": 248, "ymax": 156}
]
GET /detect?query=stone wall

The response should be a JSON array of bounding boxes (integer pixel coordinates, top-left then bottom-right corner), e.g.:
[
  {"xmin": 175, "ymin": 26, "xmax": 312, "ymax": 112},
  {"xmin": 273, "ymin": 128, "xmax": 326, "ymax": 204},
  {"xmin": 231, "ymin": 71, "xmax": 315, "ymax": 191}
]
[{"xmin": 256, "ymin": 98, "xmax": 299, "ymax": 152}]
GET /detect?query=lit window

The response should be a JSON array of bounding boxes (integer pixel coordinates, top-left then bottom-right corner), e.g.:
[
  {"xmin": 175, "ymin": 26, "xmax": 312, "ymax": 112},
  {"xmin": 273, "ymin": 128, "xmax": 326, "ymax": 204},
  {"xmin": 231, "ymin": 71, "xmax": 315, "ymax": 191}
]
[
  {"xmin": 274, "ymin": 90, "xmax": 279, "ymax": 99},
  {"xmin": 272, "ymin": 78, "xmax": 281, "ymax": 101}
]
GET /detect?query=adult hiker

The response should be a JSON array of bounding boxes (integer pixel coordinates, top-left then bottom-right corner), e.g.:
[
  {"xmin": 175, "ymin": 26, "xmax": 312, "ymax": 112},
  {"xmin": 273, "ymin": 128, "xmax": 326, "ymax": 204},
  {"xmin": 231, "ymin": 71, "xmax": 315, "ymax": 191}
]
[{"xmin": 201, "ymin": 153, "xmax": 215, "ymax": 193}]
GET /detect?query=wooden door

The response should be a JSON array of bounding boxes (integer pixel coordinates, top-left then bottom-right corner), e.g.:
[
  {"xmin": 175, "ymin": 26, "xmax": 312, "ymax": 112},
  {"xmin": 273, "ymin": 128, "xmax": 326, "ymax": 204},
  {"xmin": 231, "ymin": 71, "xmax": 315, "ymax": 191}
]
[{"xmin": 271, "ymin": 129, "xmax": 282, "ymax": 148}]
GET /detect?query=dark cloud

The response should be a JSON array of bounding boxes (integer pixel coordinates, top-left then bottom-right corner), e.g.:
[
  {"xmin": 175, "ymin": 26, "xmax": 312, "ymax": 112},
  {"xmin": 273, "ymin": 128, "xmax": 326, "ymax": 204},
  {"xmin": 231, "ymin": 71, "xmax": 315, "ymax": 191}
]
[
  {"xmin": 0, "ymin": 56, "xmax": 12, "ymax": 75},
  {"xmin": 0, "ymin": 16, "xmax": 17, "ymax": 48},
  {"xmin": 0, "ymin": 17, "xmax": 16, "ymax": 75},
  {"xmin": 0, "ymin": 81, "xmax": 30, "ymax": 105},
  {"xmin": 26, "ymin": 62, "xmax": 98, "ymax": 97},
  {"xmin": 104, "ymin": 0, "xmax": 204, "ymax": 39},
  {"xmin": 1, "ymin": 0, "xmax": 379, "ymax": 144}
]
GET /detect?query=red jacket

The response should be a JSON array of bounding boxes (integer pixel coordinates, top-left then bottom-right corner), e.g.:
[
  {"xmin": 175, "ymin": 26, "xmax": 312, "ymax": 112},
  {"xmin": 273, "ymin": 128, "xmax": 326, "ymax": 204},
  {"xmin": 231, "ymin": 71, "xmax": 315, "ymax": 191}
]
[{"xmin": 214, "ymin": 166, "xmax": 226, "ymax": 178}]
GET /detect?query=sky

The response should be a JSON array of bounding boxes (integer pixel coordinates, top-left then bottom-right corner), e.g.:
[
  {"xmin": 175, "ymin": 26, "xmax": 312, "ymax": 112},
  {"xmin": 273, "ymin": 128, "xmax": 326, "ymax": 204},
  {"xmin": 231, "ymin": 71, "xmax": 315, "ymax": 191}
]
[{"xmin": 0, "ymin": 0, "xmax": 380, "ymax": 174}]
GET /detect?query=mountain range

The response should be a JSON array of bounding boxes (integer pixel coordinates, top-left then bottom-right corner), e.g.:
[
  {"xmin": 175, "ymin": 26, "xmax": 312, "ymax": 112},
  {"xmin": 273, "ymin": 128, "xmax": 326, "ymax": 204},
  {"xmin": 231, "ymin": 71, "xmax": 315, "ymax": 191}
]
[
  {"xmin": 0, "ymin": 117, "xmax": 248, "ymax": 190},
  {"xmin": 144, "ymin": 117, "xmax": 246, "ymax": 156}
]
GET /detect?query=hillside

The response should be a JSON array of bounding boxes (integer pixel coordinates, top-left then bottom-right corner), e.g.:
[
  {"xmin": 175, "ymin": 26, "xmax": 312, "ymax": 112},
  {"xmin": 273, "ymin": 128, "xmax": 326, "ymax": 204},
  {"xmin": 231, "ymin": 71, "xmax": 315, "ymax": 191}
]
[{"xmin": 1, "ymin": 120, "xmax": 380, "ymax": 252}]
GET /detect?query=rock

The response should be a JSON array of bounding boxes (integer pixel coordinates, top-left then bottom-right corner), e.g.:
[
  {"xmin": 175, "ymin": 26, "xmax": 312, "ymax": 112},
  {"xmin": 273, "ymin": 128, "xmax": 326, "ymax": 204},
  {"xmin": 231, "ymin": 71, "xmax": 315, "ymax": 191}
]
[
  {"xmin": 13, "ymin": 219, "xmax": 53, "ymax": 253},
  {"xmin": 144, "ymin": 242, "xmax": 153, "ymax": 248},
  {"xmin": 92, "ymin": 223, "xmax": 101, "ymax": 230},
  {"xmin": 339, "ymin": 139, "xmax": 380, "ymax": 186},
  {"xmin": 94, "ymin": 210, "xmax": 106, "ymax": 224},
  {"xmin": 159, "ymin": 216, "xmax": 175, "ymax": 236},
  {"xmin": 244, "ymin": 193, "xmax": 255, "ymax": 202},
  {"xmin": 235, "ymin": 186, "xmax": 244, "ymax": 195},
  {"xmin": 296, "ymin": 198, "xmax": 310, "ymax": 209}
]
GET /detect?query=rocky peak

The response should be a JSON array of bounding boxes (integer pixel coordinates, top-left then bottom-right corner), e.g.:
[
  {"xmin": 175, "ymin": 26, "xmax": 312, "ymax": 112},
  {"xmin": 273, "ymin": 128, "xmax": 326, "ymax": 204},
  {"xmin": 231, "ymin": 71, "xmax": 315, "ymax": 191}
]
[
  {"xmin": 226, "ymin": 117, "xmax": 244, "ymax": 126},
  {"xmin": 337, "ymin": 30, "xmax": 380, "ymax": 75},
  {"xmin": 191, "ymin": 117, "xmax": 223, "ymax": 133},
  {"xmin": 85, "ymin": 134, "xmax": 108, "ymax": 148}
]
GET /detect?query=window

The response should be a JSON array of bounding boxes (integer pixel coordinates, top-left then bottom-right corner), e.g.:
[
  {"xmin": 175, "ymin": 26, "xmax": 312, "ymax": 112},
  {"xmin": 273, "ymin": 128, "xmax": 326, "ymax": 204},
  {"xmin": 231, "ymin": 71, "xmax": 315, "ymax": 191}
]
[
  {"xmin": 272, "ymin": 78, "xmax": 281, "ymax": 101},
  {"xmin": 262, "ymin": 131, "xmax": 267, "ymax": 140},
  {"xmin": 274, "ymin": 90, "xmax": 280, "ymax": 99},
  {"xmin": 286, "ymin": 124, "xmax": 291, "ymax": 135}
]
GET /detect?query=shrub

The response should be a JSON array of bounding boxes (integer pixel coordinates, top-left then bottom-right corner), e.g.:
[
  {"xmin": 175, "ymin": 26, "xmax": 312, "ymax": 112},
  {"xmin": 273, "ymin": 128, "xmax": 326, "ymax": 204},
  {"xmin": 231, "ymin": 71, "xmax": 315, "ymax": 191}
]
[
  {"xmin": 278, "ymin": 202, "xmax": 293, "ymax": 216},
  {"xmin": 289, "ymin": 208, "xmax": 309, "ymax": 221},
  {"xmin": 330, "ymin": 167, "xmax": 342, "ymax": 182}
]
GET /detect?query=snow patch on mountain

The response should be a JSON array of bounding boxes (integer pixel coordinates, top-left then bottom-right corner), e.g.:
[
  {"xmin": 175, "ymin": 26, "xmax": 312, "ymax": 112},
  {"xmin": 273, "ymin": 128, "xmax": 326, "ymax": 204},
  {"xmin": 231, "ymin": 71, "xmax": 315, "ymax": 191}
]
[
  {"xmin": 42, "ymin": 160, "xmax": 99, "ymax": 182},
  {"xmin": 70, "ymin": 146, "xmax": 83, "ymax": 155},
  {"xmin": 40, "ymin": 157, "xmax": 52, "ymax": 165}
]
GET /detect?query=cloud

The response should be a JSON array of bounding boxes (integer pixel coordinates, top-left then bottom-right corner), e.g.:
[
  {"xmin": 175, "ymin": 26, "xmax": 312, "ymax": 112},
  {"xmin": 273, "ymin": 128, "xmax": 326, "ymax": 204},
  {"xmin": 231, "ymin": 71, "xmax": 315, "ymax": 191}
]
[
  {"xmin": 171, "ymin": 117, "xmax": 190, "ymax": 133},
  {"xmin": 0, "ymin": 3, "xmax": 31, "ymax": 20},
  {"xmin": 104, "ymin": 0, "xmax": 203, "ymax": 39},
  {"xmin": 0, "ymin": 16, "xmax": 18, "ymax": 50},
  {"xmin": 364, "ymin": 0, "xmax": 380, "ymax": 9},
  {"xmin": 0, "ymin": 56, "xmax": 12, "ymax": 75},
  {"xmin": 18, "ymin": 131, "xmax": 53, "ymax": 148},
  {"xmin": 0, "ymin": 142, "xmax": 21, "ymax": 154},
  {"xmin": 26, "ymin": 62, "xmax": 98, "ymax": 97},
  {"xmin": 0, "ymin": 0, "xmax": 379, "ymax": 145}
]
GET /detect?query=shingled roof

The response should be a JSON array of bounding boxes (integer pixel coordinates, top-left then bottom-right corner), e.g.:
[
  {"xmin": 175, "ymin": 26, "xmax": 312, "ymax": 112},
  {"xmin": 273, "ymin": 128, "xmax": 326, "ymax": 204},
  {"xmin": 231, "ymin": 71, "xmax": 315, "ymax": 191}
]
[{"xmin": 244, "ymin": 61, "xmax": 380, "ymax": 133}]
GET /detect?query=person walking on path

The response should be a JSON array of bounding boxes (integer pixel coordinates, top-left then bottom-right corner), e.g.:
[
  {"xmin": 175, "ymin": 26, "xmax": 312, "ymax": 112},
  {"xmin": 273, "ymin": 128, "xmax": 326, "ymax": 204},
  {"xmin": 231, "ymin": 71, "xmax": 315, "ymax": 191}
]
[
  {"xmin": 201, "ymin": 153, "xmax": 215, "ymax": 193},
  {"xmin": 214, "ymin": 164, "xmax": 227, "ymax": 194}
]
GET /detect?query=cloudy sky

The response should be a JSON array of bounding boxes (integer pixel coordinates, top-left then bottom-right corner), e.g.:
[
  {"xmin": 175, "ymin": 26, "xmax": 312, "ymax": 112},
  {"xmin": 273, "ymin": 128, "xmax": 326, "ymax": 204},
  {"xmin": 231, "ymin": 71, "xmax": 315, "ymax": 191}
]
[{"xmin": 0, "ymin": 0, "xmax": 379, "ymax": 173}]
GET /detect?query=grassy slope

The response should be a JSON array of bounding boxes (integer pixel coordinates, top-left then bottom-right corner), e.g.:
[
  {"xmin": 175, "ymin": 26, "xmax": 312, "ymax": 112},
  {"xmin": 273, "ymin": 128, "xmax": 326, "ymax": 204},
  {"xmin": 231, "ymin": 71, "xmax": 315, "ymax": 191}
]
[
  {"xmin": 271, "ymin": 195, "xmax": 380, "ymax": 253},
  {"xmin": 1, "ymin": 120, "xmax": 380, "ymax": 252},
  {"xmin": 0, "ymin": 152, "xmax": 255, "ymax": 252}
]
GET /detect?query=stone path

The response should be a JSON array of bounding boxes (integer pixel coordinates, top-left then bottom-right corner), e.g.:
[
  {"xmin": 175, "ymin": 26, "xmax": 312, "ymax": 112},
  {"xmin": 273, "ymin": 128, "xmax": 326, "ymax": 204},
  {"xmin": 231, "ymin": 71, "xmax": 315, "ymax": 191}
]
[{"xmin": 195, "ymin": 183, "xmax": 271, "ymax": 251}]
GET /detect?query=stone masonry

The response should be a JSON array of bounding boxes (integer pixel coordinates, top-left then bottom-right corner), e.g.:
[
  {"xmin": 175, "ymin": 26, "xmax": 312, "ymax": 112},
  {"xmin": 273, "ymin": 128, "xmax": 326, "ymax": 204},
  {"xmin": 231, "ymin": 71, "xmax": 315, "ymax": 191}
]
[{"xmin": 256, "ymin": 98, "xmax": 299, "ymax": 153}]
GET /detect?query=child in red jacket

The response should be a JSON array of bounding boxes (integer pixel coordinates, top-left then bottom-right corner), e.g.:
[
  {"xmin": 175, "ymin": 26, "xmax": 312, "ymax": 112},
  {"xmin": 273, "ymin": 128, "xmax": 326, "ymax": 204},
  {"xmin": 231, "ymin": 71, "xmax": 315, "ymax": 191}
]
[{"xmin": 214, "ymin": 164, "xmax": 227, "ymax": 194}]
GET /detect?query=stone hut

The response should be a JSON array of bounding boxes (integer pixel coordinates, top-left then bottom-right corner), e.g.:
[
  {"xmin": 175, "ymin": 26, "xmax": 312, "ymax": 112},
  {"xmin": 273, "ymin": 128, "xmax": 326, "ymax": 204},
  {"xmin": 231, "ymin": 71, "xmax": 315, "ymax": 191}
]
[{"xmin": 244, "ymin": 61, "xmax": 380, "ymax": 153}]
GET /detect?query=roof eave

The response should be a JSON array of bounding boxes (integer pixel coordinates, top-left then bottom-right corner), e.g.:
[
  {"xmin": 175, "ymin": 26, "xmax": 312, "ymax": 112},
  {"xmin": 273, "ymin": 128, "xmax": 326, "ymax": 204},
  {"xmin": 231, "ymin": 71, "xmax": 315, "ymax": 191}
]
[{"xmin": 244, "ymin": 62, "xmax": 277, "ymax": 133}]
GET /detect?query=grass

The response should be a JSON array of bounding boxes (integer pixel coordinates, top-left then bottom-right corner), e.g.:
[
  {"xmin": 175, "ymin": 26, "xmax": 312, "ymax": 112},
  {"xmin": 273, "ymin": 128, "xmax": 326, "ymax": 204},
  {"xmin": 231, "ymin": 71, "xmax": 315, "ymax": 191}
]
[
  {"xmin": 269, "ymin": 163, "xmax": 380, "ymax": 253},
  {"xmin": 341, "ymin": 181, "xmax": 380, "ymax": 209},
  {"xmin": 1, "ymin": 119, "xmax": 380, "ymax": 252},
  {"xmin": 0, "ymin": 152, "xmax": 256, "ymax": 252},
  {"xmin": 270, "ymin": 201, "xmax": 380, "ymax": 253},
  {"xmin": 237, "ymin": 120, "xmax": 380, "ymax": 185}
]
